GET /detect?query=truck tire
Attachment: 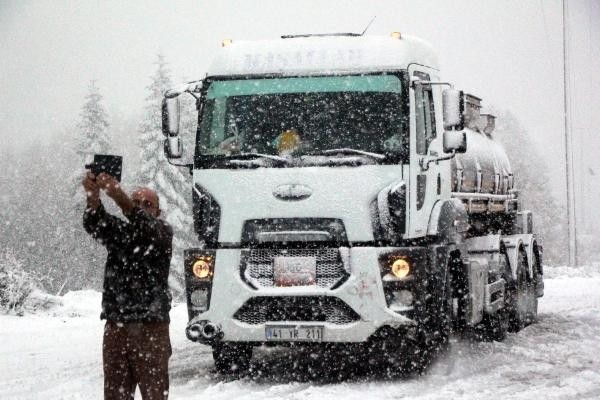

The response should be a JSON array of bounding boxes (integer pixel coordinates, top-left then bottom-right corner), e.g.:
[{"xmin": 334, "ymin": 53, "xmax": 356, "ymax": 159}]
[
  {"xmin": 506, "ymin": 247, "xmax": 532, "ymax": 332},
  {"xmin": 397, "ymin": 340, "xmax": 432, "ymax": 376},
  {"xmin": 389, "ymin": 265, "xmax": 454, "ymax": 375},
  {"xmin": 475, "ymin": 247, "xmax": 510, "ymax": 342},
  {"xmin": 527, "ymin": 253, "xmax": 540, "ymax": 324},
  {"xmin": 437, "ymin": 264, "xmax": 454, "ymax": 349},
  {"xmin": 212, "ymin": 343, "xmax": 252, "ymax": 374},
  {"xmin": 377, "ymin": 334, "xmax": 430, "ymax": 376},
  {"xmin": 373, "ymin": 329, "xmax": 435, "ymax": 376}
]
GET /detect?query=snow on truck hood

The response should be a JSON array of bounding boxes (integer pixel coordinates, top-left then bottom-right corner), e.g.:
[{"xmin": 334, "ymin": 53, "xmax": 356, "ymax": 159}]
[
  {"xmin": 193, "ymin": 165, "xmax": 404, "ymax": 243},
  {"xmin": 207, "ymin": 35, "xmax": 439, "ymax": 77}
]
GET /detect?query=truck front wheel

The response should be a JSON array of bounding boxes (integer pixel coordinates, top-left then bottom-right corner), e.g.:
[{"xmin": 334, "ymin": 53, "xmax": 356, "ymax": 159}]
[{"xmin": 212, "ymin": 343, "xmax": 253, "ymax": 374}]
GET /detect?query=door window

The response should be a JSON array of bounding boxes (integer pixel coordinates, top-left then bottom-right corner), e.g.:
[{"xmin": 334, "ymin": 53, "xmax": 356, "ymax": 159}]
[{"xmin": 413, "ymin": 71, "xmax": 436, "ymax": 155}]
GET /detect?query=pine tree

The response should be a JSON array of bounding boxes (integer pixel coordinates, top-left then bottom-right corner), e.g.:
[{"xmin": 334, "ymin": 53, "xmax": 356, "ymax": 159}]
[
  {"xmin": 138, "ymin": 54, "xmax": 193, "ymax": 296},
  {"xmin": 71, "ymin": 81, "xmax": 111, "ymax": 202},
  {"xmin": 66, "ymin": 82, "xmax": 113, "ymax": 291},
  {"xmin": 76, "ymin": 80, "xmax": 111, "ymax": 163}
]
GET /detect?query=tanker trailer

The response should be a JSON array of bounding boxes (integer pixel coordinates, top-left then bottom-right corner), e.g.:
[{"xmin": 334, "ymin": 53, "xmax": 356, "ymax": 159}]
[
  {"xmin": 446, "ymin": 93, "xmax": 543, "ymax": 338},
  {"xmin": 159, "ymin": 32, "xmax": 544, "ymax": 373}
]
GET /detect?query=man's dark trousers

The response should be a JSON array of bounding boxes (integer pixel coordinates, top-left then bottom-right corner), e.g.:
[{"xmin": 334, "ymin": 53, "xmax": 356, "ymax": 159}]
[{"xmin": 103, "ymin": 321, "xmax": 171, "ymax": 400}]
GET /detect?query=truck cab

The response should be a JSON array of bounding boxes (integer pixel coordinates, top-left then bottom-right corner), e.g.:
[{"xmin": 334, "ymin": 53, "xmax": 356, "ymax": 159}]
[{"xmin": 161, "ymin": 33, "xmax": 542, "ymax": 373}]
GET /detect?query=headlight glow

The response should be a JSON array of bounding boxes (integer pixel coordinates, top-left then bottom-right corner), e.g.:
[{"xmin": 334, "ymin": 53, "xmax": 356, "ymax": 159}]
[
  {"xmin": 192, "ymin": 257, "xmax": 213, "ymax": 279},
  {"xmin": 390, "ymin": 258, "xmax": 410, "ymax": 279}
]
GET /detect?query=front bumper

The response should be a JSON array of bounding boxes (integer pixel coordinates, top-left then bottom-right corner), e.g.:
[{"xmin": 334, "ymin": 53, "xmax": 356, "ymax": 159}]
[{"xmin": 186, "ymin": 246, "xmax": 427, "ymax": 344}]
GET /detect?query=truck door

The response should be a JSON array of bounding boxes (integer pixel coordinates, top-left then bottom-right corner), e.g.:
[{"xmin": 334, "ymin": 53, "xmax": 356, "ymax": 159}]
[{"xmin": 407, "ymin": 66, "xmax": 443, "ymax": 238}]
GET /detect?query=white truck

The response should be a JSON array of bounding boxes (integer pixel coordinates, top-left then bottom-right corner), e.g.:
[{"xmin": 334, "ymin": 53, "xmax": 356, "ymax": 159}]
[{"xmin": 161, "ymin": 32, "xmax": 543, "ymax": 373}]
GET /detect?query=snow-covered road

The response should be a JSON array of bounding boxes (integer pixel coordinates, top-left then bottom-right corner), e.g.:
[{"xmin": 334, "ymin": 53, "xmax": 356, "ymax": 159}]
[{"xmin": 1, "ymin": 268, "xmax": 600, "ymax": 400}]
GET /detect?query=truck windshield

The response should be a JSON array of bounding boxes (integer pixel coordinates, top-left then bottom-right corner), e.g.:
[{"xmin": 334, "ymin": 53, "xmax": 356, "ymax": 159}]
[{"xmin": 196, "ymin": 75, "xmax": 407, "ymax": 166}]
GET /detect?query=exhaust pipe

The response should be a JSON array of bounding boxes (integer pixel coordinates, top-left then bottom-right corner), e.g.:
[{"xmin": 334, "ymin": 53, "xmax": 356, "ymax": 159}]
[
  {"xmin": 186, "ymin": 323, "xmax": 203, "ymax": 341},
  {"xmin": 201, "ymin": 322, "xmax": 221, "ymax": 340},
  {"xmin": 186, "ymin": 321, "xmax": 222, "ymax": 342}
]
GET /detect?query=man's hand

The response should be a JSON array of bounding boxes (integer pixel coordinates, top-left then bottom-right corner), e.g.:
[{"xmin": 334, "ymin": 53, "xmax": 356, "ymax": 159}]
[
  {"xmin": 96, "ymin": 173, "xmax": 135, "ymax": 215},
  {"xmin": 82, "ymin": 172, "xmax": 100, "ymax": 209},
  {"xmin": 96, "ymin": 173, "xmax": 122, "ymax": 198}
]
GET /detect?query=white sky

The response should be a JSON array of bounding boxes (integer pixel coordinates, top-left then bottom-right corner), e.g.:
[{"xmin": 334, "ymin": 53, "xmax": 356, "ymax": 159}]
[{"xmin": 1, "ymin": 0, "xmax": 599, "ymax": 226}]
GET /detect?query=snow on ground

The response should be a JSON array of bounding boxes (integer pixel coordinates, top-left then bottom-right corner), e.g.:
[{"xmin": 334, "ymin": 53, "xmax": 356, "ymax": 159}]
[{"xmin": 1, "ymin": 266, "xmax": 600, "ymax": 400}]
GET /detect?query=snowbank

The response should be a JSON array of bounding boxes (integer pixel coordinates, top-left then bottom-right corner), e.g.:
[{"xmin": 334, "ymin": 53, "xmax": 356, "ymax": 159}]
[
  {"xmin": 21, "ymin": 289, "xmax": 102, "ymax": 318},
  {"xmin": 544, "ymin": 263, "xmax": 600, "ymax": 279}
]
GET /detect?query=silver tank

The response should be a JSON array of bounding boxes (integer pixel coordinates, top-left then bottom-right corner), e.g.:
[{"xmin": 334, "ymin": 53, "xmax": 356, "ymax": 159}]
[{"xmin": 451, "ymin": 129, "xmax": 513, "ymax": 195}]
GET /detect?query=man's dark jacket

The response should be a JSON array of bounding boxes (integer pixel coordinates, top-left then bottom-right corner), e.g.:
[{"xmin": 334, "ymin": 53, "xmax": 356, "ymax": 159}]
[{"xmin": 83, "ymin": 204, "xmax": 173, "ymax": 322}]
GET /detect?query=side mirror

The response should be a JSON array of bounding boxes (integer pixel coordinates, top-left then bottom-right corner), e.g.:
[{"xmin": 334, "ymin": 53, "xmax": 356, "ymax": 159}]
[
  {"xmin": 164, "ymin": 136, "xmax": 183, "ymax": 159},
  {"xmin": 442, "ymin": 89, "xmax": 464, "ymax": 130},
  {"xmin": 162, "ymin": 97, "xmax": 180, "ymax": 137},
  {"xmin": 443, "ymin": 130, "xmax": 467, "ymax": 153}
]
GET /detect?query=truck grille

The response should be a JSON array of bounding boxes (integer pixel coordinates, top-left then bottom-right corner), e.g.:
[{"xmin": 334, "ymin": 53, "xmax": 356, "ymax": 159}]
[
  {"xmin": 233, "ymin": 296, "xmax": 360, "ymax": 325},
  {"xmin": 241, "ymin": 248, "xmax": 348, "ymax": 289}
]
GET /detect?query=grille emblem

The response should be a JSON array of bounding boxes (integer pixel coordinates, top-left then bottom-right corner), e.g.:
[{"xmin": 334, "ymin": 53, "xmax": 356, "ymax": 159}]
[{"xmin": 272, "ymin": 184, "xmax": 312, "ymax": 201}]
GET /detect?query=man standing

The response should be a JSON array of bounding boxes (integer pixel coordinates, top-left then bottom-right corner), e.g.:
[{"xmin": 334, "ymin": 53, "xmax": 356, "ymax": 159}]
[{"xmin": 82, "ymin": 171, "xmax": 173, "ymax": 400}]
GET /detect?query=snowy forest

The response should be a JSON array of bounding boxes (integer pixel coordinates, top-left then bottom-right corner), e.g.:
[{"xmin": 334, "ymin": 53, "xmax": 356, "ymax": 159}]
[{"xmin": 0, "ymin": 55, "xmax": 199, "ymax": 298}]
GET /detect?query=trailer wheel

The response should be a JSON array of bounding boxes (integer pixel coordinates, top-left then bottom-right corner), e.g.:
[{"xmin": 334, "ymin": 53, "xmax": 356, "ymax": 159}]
[
  {"xmin": 212, "ymin": 343, "xmax": 252, "ymax": 374},
  {"xmin": 506, "ymin": 247, "xmax": 531, "ymax": 332}
]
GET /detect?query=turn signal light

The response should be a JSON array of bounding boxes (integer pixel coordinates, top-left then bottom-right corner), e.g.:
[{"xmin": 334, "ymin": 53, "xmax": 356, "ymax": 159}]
[
  {"xmin": 390, "ymin": 258, "xmax": 410, "ymax": 279},
  {"xmin": 222, "ymin": 38, "xmax": 233, "ymax": 47},
  {"xmin": 192, "ymin": 257, "xmax": 214, "ymax": 279},
  {"xmin": 390, "ymin": 31, "xmax": 402, "ymax": 39}
]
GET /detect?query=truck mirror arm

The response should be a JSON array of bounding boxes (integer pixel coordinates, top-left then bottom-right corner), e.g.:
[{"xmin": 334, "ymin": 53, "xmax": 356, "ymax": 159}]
[
  {"xmin": 420, "ymin": 150, "xmax": 456, "ymax": 171},
  {"xmin": 410, "ymin": 79, "xmax": 453, "ymax": 89},
  {"xmin": 165, "ymin": 80, "xmax": 203, "ymax": 99},
  {"xmin": 165, "ymin": 157, "xmax": 194, "ymax": 175}
]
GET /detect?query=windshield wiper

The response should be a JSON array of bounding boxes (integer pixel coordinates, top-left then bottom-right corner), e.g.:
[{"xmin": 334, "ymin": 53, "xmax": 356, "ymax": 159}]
[
  {"xmin": 315, "ymin": 148, "xmax": 386, "ymax": 160},
  {"xmin": 225, "ymin": 152, "xmax": 291, "ymax": 165}
]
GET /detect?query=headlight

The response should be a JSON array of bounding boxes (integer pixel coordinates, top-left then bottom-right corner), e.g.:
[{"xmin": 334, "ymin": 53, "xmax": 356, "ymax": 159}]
[
  {"xmin": 378, "ymin": 249, "xmax": 426, "ymax": 312},
  {"xmin": 391, "ymin": 258, "xmax": 410, "ymax": 279},
  {"xmin": 381, "ymin": 256, "xmax": 412, "ymax": 281},
  {"xmin": 185, "ymin": 250, "xmax": 216, "ymax": 315},
  {"xmin": 192, "ymin": 256, "xmax": 214, "ymax": 280}
]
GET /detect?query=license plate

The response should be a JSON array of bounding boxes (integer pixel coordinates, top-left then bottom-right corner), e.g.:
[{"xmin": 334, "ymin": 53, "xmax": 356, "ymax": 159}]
[
  {"xmin": 265, "ymin": 325, "xmax": 324, "ymax": 342},
  {"xmin": 273, "ymin": 256, "xmax": 316, "ymax": 286}
]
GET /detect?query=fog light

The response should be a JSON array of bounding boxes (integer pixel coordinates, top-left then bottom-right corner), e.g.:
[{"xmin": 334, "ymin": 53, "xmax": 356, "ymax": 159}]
[
  {"xmin": 190, "ymin": 288, "xmax": 209, "ymax": 309},
  {"xmin": 391, "ymin": 258, "xmax": 410, "ymax": 279},
  {"xmin": 192, "ymin": 257, "xmax": 213, "ymax": 279},
  {"xmin": 389, "ymin": 290, "xmax": 413, "ymax": 312}
]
